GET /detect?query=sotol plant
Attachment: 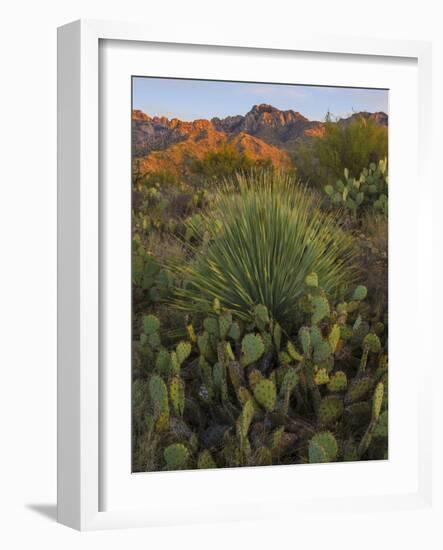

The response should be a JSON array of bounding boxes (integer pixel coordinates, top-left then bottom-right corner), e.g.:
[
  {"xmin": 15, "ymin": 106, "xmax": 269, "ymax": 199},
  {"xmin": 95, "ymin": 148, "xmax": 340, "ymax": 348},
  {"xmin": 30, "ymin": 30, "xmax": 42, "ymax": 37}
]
[{"xmin": 170, "ymin": 171, "xmax": 356, "ymax": 327}]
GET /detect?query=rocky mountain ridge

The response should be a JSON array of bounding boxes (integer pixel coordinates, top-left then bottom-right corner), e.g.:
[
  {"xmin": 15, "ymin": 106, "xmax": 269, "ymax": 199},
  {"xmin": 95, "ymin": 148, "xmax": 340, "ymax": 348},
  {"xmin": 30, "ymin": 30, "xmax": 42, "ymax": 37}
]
[{"xmin": 132, "ymin": 104, "xmax": 388, "ymax": 176}]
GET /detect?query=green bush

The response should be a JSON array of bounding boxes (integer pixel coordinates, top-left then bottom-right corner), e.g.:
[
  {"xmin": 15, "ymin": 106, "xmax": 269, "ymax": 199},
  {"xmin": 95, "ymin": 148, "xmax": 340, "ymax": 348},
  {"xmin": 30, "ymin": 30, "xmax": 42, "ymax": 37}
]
[
  {"xmin": 190, "ymin": 145, "xmax": 272, "ymax": 180},
  {"xmin": 294, "ymin": 115, "xmax": 388, "ymax": 187},
  {"xmin": 170, "ymin": 170, "xmax": 356, "ymax": 327}
]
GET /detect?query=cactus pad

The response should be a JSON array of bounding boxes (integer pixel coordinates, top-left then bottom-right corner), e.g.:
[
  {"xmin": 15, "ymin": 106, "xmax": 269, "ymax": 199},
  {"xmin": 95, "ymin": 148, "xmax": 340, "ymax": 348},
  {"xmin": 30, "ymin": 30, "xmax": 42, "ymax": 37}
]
[
  {"xmin": 345, "ymin": 376, "xmax": 373, "ymax": 404},
  {"xmin": 363, "ymin": 333, "xmax": 382, "ymax": 353},
  {"xmin": 313, "ymin": 339, "xmax": 332, "ymax": 363},
  {"xmin": 203, "ymin": 317, "xmax": 219, "ymax": 337},
  {"xmin": 155, "ymin": 410, "xmax": 170, "ymax": 432},
  {"xmin": 164, "ymin": 443, "xmax": 189, "ymax": 470},
  {"xmin": 352, "ymin": 285, "xmax": 368, "ymax": 301},
  {"xmin": 170, "ymin": 351, "xmax": 180, "ymax": 376},
  {"xmin": 299, "ymin": 326, "xmax": 311, "ymax": 355},
  {"xmin": 238, "ymin": 399, "xmax": 255, "ymax": 438},
  {"xmin": 197, "ymin": 450, "xmax": 217, "ymax": 469},
  {"xmin": 212, "ymin": 297, "xmax": 221, "ymax": 314},
  {"xmin": 262, "ymin": 331, "xmax": 273, "ymax": 354},
  {"xmin": 237, "ymin": 386, "xmax": 254, "ymax": 406},
  {"xmin": 143, "ymin": 314, "xmax": 160, "ymax": 335},
  {"xmin": 340, "ymin": 325, "xmax": 353, "ymax": 340},
  {"xmin": 287, "ymin": 341, "xmax": 303, "ymax": 362},
  {"xmin": 253, "ymin": 379, "xmax": 277, "ymax": 412},
  {"xmin": 226, "ymin": 362, "xmax": 241, "ymax": 391},
  {"xmin": 372, "ymin": 382, "xmax": 384, "ymax": 421},
  {"xmin": 228, "ymin": 321, "xmax": 241, "ymax": 341},
  {"xmin": 310, "ymin": 326, "xmax": 323, "ymax": 346},
  {"xmin": 308, "ymin": 440, "xmax": 327, "ymax": 463},
  {"xmin": 255, "ymin": 447, "xmax": 273, "ymax": 466},
  {"xmin": 176, "ymin": 341, "xmax": 192, "ymax": 365},
  {"xmin": 309, "ymin": 431, "xmax": 338, "ymax": 463},
  {"xmin": 328, "ymin": 324, "xmax": 341, "ymax": 353},
  {"xmin": 374, "ymin": 410, "xmax": 388, "ymax": 438},
  {"xmin": 281, "ymin": 368, "xmax": 299, "ymax": 395},
  {"xmin": 169, "ymin": 376, "xmax": 185, "ymax": 417},
  {"xmin": 273, "ymin": 322, "xmax": 282, "ymax": 351},
  {"xmin": 149, "ymin": 374, "xmax": 168, "ymax": 416},
  {"xmin": 314, "ymin": 368, "xmax": 329, "ymax": 385},
  {"xmin": 248, "ymin": 369, "xmax": 263, "ymax": 389},
  {"xmin": 155, "ymin": 349, "xmax": 171, "ymax": 376},
  {"xmin": 318, "ymin": 396, "xmax": 344, "ymax": 425},
  {"xmin": 311, "ymin": 295, "xmax": 330, "ymax": 324},
  {"xmin": 219, "ymin": 311, "xmax": 233, "ymax": 340},
  {"xmin": 147, "ymin": 331, "xmax": 161, "ymax": 349},
  {"xmin": 254, "ymin": 304, "xmax": 270, "ymax": 326},
  {"xmin": 270, "ymin": 426, "xmax": 284, "ymax": 450},
  {"xmin": 240, "ymin": 333, "xmax": 265, "ymax": 367},
  {"xmin": 279, "ymin": 351, "xmax": 292, "ymax": 365},
  {"xmin": 305, "ymin": 272, "xmax": 318, "ymax": 288},
  {"xmin": 197, "ymin": 331, "xmax": 210, "ymax": 358},
  {"xmin": 186, "ymin": 323, "xmax": 197, "ymax": 343},
  {"xmin": 327, "ymin": 371, "xmax": 347, "ymax": 392}
]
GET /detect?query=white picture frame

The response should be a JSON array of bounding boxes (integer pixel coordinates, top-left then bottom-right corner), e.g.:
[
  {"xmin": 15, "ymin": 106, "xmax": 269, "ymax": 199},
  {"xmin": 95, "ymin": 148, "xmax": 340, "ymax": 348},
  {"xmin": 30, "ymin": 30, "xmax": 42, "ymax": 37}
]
[{"xmin": 57, "ymin": 19, "xmax": 434, "ymax": 531}]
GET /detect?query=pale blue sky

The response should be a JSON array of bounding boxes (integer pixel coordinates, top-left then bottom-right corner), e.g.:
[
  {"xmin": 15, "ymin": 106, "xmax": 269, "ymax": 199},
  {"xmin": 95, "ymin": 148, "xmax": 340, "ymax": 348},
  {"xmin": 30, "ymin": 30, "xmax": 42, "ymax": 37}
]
[{"xmin": 132, "ymin": 77, "xmax": 388, "ymax": 122}]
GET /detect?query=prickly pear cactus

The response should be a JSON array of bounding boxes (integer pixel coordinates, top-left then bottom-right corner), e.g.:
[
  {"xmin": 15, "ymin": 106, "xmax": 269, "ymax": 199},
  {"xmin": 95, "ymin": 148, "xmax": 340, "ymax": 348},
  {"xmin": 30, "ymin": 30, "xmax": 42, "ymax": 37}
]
[
  {"xmin": 324, "ymin": 159, "xmax": 388, "ymax": 217},
  {"xmin": 149, "ymin": 374, "xmax": 168, "ymax": 415},
  {"xmin": 240, "ymin": 333, "xmax": 265, "ymax": 367},
  {"xmin": 372, "ymin": 382, "xmax": 384, "ymax": 422},
  {"xmin": 305, "ymin": 272, "xmax": 318, "ymax": 288},
  {"xmin": 169, "ymin": 376, "xmax": 185, "ymax": 417},
  {"xmin": 155, "ymin": 349, "xmax": 171, "ymax": 377},
  {"xmin": 203, "ymin": 317, "xmax": 219, "ymax": 337},
  {"xmin": 164, "ymin": 443, "xmax": 189, "ymax": 470},
  {"xmin": 287, "ymin": 341, "xmax": 303, "ymax": 362},
  {"xmin": 313, "ymin": 339, "xmax": 331, "ymax": 363},
  {"xmin": 314, "ymin": 368, "xmax": 329, "ymax": 386},
  {"xmin": 176, "ymin": 341, "xmax": 192, "ymax": 365},
  {"xmin": 318, "ymin": 396, "xmax": 344, "ymax": 425},
  {"xmin": 363, "ymin": 333, "xmax": 382, "ymax": 353},
  {"xmin": 219, "ymin": 311, "xmax": 233, "ymax": 340},
  {"xmin": 327, "ymin": 371, "xmax": 347, "ymax": 392},
  {"xmin": 198, "ymin": 331, "xmax": 211, "ymax": 359},
  {"xmin": 197, "ymin": 450, "xmax": 217, "ymax": 469},
  {"xmin": 328, "ymin": 324, "xmax": 341, "ymax": 353},
  {"xmin": 133, "ymin": 272, "xmax": 388, "ymax": 472},
  {"xmin": 345, "ymin": 376, "xmax": 373, "ymax": 404},
  {"xmin": 299, "ymin": 326, "xmax": 311, "ymax": 356},
  {"xmin": 238, "ymin": 400, "xmax": 255, "ymax": 439},
  {"xmin": 248, "ymin": 369, "xmax": 263, "ymax": 389},
  {"xmin": 311, "ymin": 295, "xmax": 330, "ymax": 324},
  {"xmin": 254, "ymin": 304, "xmax": 270, "ymax": 329},
  {"xmin": 253, "ymin": 379, "xmax": 277, "ymax": 412},
  {"xmin": 143, "ymin": 314, "xmax": 160, "ymax": 335},
  {"xmin": 352, "ymin": 285, "xmax": 368, "ymax": 301},
  {"xmin": 149, "ymin": 374, "xmax": 169, "ymax": 432},
  {"xmin": 309, "ymin": 432, "xmax": 338, "ymax": 463}
]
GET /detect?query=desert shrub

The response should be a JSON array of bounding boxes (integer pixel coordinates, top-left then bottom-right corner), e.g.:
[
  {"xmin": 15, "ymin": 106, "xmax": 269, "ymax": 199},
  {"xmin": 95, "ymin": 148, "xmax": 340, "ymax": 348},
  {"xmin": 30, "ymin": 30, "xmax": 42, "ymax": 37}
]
[
  {"xmin": 132, "ymin": 164, "xmax": 181, "ymax": 189},
  {"xmin": 132, "ymin": 275, "xmax": 388, "ymax": 472},
  {"xmin": 169, "ymin": 171, "xmax": 356, "ymax": 327},
  {"xmin": 190, "ymin": 145, "xmax": 272, "ymax": 181},
  {"xmin": 294, "ymin": 115, "xmax": 388, "ymax": 187}
]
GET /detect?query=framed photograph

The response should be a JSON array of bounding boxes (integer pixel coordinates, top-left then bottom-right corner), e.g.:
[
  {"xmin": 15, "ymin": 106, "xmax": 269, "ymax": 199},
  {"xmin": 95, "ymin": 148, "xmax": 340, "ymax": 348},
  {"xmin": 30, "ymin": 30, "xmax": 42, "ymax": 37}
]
[{"xmin": 57, "ymin": 19, "xmax": 434, "ymax": 530}]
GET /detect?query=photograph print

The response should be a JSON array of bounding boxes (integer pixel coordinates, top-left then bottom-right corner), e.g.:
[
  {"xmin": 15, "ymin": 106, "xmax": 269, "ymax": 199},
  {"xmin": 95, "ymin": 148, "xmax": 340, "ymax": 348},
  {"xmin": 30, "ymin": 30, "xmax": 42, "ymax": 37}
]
[{"xmin": 132, "ymin": 77, "xmax": 388, "ymax": 472}]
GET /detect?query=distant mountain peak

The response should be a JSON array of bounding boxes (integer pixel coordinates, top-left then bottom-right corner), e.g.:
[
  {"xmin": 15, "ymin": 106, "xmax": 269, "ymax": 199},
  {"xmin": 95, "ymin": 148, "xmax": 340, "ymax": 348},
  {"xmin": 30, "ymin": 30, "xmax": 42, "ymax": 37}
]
[
  {"xmin": 132, "ymin": 105, "xmax": 388, "ymax": 162},
  {"xmin": 251, "ymin": 103, "xmax": 278, "ymax": 113}
]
